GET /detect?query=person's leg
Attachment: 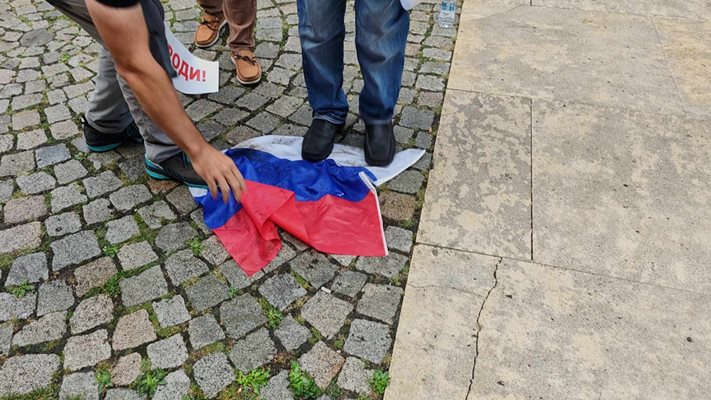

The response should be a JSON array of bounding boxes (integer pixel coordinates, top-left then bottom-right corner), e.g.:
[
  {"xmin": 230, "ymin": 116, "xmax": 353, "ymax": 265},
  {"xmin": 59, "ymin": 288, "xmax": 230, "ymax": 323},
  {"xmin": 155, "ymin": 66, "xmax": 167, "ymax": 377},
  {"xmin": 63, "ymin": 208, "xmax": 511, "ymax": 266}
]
[
  {"xmin": 194, "ymin": 0, "xmax": 227, "ymax": 48},
  {"xmin": 47, "ymin": 0, "xmax": 180, "ymax": 163},
  {"xmin": 354, "ymin": 0, "xmax": 408, "ymax": 166},
  {"xmin": 297, "ymin": 0, "xmax": 348, "ymax": 125},
  {"xmin": 224, "ymin": 0, "xmax": 261, "ymax": 84},
  {"xmin": 354, "ymin": 0, "xmax": 409, "ymax": 125},
  {"xmin": 85, "ymin": 48, "xmax": 135, "ymax": 135}
]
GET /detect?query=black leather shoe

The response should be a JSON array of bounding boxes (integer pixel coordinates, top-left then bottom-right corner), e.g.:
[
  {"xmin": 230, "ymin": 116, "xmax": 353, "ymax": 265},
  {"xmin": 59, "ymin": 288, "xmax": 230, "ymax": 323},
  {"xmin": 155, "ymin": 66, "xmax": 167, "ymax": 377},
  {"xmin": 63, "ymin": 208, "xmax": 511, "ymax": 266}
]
[
  {"xmin": 365, "ymin": 123, "xmax": 396, "ymax": 166},
  {"xmin": 302, "ymin": 119, "xmax": 344, "ymax": 162}
]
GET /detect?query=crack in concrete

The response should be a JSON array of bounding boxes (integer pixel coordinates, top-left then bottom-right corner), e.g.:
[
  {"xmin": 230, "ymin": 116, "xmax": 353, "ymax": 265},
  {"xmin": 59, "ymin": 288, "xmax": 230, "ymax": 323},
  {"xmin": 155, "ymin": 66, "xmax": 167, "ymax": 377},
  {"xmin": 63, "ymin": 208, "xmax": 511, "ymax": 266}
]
[
  {"xmin": 466, "ymin": 257, "xmax": 502, "ymax": 399},
  {"xmin": 406, "ymin": 283, "xmax": 487, "ymax": 297}
]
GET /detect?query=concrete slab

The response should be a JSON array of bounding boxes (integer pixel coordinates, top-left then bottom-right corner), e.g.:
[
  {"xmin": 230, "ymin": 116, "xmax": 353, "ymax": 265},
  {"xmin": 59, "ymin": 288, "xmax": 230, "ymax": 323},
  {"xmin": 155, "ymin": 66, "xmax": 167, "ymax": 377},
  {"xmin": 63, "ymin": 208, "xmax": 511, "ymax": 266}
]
[
  {"xmin": 461, "ymin": 0, "xmax": 528, "ymax": 18},
  {"xmin": 655, "ymin": 18, "xmax": 711, "ymax": 118},
  {"xmin": 418, "ymin": 91, "xmax": 532, "ymax": 260},
  {"xmin": 468, "ymin": 259, "xmax": 711, "ymax": 399},
  {"xmin": 534, "ymin": 0, "xmax": 711, "ymax": 20},
  {"xmin": 385, "ymin": 245, "xmax": 498, "ymax": 400},
  {"xmin": 449, "ymin": 7, "xmax": 684, "ymax": 115},
  {"xmin": 533, "ymin": 100, "xmax": 711, "ymax": 292}
]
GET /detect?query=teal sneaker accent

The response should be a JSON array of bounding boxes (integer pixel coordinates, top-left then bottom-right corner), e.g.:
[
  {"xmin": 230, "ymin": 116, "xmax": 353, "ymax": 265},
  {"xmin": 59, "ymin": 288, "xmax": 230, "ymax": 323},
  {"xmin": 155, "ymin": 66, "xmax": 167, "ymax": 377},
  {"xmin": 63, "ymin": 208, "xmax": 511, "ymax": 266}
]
[{"xmin": 87, "ymin": 143, "xmax": 121, "ymax": 152}]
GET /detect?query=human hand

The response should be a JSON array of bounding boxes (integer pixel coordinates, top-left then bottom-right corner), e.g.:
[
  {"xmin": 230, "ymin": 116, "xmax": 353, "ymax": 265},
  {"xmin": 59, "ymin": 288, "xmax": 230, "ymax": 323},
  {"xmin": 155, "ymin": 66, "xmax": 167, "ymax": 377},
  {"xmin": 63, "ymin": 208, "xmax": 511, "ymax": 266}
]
[{"xmin": 190, "ymin": 145, "xmax": 246, "ymax": 203}]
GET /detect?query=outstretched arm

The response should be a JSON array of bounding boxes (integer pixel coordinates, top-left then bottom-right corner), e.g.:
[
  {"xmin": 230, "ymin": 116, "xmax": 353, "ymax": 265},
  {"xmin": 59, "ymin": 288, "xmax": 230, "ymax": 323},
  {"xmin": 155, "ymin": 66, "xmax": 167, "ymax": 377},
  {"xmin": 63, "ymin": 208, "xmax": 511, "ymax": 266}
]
[{"xmin": 86, "ymin": 0, "xmax": 244, "ymax": 202}]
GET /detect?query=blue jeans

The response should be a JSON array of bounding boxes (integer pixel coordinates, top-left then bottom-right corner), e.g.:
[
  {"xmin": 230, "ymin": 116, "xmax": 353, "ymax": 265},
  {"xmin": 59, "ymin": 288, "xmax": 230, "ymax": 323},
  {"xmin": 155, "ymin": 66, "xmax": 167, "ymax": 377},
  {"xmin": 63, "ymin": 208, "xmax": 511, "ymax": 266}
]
[{"xmin": 297, "ymin": 0, "xmax": 409, "ymax": 126}]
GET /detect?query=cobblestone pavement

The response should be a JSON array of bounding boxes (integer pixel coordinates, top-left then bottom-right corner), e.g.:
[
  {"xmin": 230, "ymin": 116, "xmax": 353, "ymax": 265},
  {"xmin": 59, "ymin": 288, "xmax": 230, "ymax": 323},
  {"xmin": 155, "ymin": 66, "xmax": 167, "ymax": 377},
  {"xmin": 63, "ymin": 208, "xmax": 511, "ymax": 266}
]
[{"xmin": 0, "ymin": 0, "xmax": 458, "ymax": 398}]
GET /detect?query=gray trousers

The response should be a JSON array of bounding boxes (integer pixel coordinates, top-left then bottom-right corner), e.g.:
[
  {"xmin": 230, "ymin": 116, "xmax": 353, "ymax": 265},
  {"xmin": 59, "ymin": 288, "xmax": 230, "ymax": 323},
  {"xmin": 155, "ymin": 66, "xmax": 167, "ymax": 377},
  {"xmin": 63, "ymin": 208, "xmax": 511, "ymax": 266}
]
[{"xmin": 47, "ymin": 0, "xmax": 180, "ymax": 162}]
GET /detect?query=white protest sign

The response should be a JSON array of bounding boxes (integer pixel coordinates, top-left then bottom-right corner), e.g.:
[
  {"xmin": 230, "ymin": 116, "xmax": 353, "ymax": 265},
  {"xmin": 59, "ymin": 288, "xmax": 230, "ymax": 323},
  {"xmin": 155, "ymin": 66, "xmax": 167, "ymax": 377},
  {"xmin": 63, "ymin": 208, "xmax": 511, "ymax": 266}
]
[{"xmin": 164, "ymin": 23, "xmax": 220, "ymax": 94}]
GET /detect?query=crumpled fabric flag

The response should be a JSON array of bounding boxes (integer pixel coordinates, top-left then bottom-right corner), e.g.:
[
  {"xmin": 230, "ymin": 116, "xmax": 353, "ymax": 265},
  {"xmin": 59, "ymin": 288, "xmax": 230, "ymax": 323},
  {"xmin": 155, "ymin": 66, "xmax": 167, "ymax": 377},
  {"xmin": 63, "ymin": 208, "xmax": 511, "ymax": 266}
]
[{"xmin": 190, "ymin": 135, "xmax": 424, "ymax": 276}]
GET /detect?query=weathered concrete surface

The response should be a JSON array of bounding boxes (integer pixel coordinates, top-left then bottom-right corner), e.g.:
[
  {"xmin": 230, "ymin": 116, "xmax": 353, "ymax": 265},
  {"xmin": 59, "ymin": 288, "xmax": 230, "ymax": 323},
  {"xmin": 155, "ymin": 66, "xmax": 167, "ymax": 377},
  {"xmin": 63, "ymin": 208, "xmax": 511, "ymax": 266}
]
[
  {"xmin": 449, "ymin": 7, "xmax": 685, "ymax": 115},
  {"xmin": 385, "ymin": 245, "xmax": 497, "ymax": 400},
  {"xmin": 468, "ymin": 259, "xmax": 711, "ymax": 400},
  {"xmin": 461, "ymin": 0, "xmax": 528, "ymax": 18},
  {"xmin": 655, "ymin": 18, "xmax": 711, "ymax": 118},
  {"xmin": 534, "ymin": 0, "xmax": 711, "ymax": 20},
  {"xmin": 533, "ymin": 101, "xmax": 711, "ymax": 292},
  {"xmin": 418, "ymin": 91, "xmax": 531, "ymax": 260}
]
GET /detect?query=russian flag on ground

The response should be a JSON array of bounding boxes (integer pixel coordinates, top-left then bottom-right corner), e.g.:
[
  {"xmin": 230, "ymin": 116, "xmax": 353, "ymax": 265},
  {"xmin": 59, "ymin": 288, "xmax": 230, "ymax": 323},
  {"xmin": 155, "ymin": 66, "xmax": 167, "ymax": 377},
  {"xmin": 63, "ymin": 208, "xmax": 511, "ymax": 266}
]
[{"xmin": 190, "ymin": 136, "xmax": 424, "ymax": 276}]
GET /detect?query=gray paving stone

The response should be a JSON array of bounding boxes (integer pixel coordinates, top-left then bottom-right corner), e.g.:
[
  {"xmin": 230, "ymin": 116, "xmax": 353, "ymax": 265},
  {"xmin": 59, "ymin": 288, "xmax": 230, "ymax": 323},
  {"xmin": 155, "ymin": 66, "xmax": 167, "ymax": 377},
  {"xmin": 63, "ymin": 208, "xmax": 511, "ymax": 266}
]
[
  {"xmin": 36, "ymin": 143, "xmax": 70, "ymax": 168},
  {"xmin": 3, "ymin": 194, "xmax": 46, "ymax": 224},
  {"xmin": 337, "ymin": 357, "xmax": 371, "ymax": 394},
  {"xmin": 111, "ymin": 353, "xmax": 142, "ymax": 387},
  {"xmin": 236, "ymin": 92, "xmax": 269, "ymax": 110},
  {"xmin": 302, "ymin": 291, "xmax": 353, "ymax": 338},
  {"xmin": 0, "ymin": 322, "xmax": 11, "ymax": 356},
  {"xmin": 185, "ymin": 274, "xmax": 230, "ymax": 312},
  {"xmin": 290, "ymin": 251, "xmax": 338, "ymax": 288},
  {"xmin": 218, "ymin": 259, "xmax": 263, "ymax": 290},
  {"xmin": 70, "ymin": 294, "xmax": 113, "ymax": 334},
  {"xmin": 12, "ymin": 311, "xmax": 66, "ymax": 347},
  {"xmin": 119, "ymin": 266, "xmax": 168, "ymax": 307},
  {"xmin": 6, "ymin": 252, "xmax": 47, "ymax": 286},
  {"xmin": 116, "ymin": 241, "xmax": 157, "ymax": 270},
  {"xmin": 0, "ymin": 291, "xmax": 36, "ymax": 322},
  {"xmin": 0, "ymin": 354, "xmax": 60, "ymax": 396},
  {"xmin": 220, "ymin": 293, "xmax": 266, "ymax": 340},
  {"xmin": 357, "ymin": 284, "xmax": 404, "ymax": 324},
  {"xmin": 355, "ymin": 252, "xmax": 408, "ymax": 278},
  {"xmin": 112, "ymin": 309, "xmax": 156, "ymax": 351},
  {"xmin": 385, "ymin": 226, "xmax": 414, "ymax": 253},
  {"xmin": 105, "ymin": 215, "xmax": 140, "ymax": 244},
  {"xmin": 186, "ymin": 99, "xmax": 221, "ymax": 120},
  {"xmin": 50, "ymin": 119, "xmax": 80, "ymax": 140},
  {"xmin": 201, "ymin": 236, "xmax": 229, "ymax": 266},
  {"xmin": 165, "ymin": 249, "xmax": 208, "ymax": 285},
  {"xmin": 0, "ymin": 151, "xmax": 35, "ymax": 177},
  {"xmin": 153, "ymin": 369, "xmax": 191, "ymax": 400},
  {"xmin": 0, "ymin": 221, "xmax": 41, "ymax": 254},
  {"xmin": 153, "ymin": 295, "xmax": 190, "ymax": 328},
  {"xmin": 137, "ymin": 200, "xmax": 176, "ymax": 229},
  {"xmin": 37, "ymin": 280, "xmax": 74, "ymax": 316},
  {"xmin": 83, "ymin": 170, "xmax": 122, "ymax": 198},
  {"xmin": 50, "ymin": 183, "xmax": 87, "ymax": 213},
  {"xmin": 193, "ymin": 352, "xmax": 235, "ymax": 399},
  {"xmin": 330, "ymin": 271, "xmax": 367, "ymax": 298},
  {"xmin": 83, "ymin": 198, "xmax": 115, "ymax": 225},
  {"xmin": 105, "ymin": 388, "xmax": 145, "ymax": 400},
  {"xmin": 59, "ymin": 372, "xmax": 99, "ymax": 400},
  {"xmin": 275, "ymin": 316, "xmax": 311, "ymax": 352},
  {"xmin": 16, "ymin": 129, "xmax": 46, "ymax": 150},
  {"xmin": 155, "ymin": 222, "xmax": 197, "ymax": 253},
  {"xmin": 261, "ymin": 370, "xmax": 294, "ymax": 400},
  {"xmin": 188, "ymin": 314, "xmax": 225, "ymax": 350},
  {"xmin": 109, "ymin": 184, "xmax": 151, "ymax": 211},
  {"xmin": 190, "ymin": 208, "xmax": 210, "ymax": 234},
  {"xmin": 344, "ymin": 319, "xmax": 392, "ymax": 364},
  {"xmin": 54, "ymin": 159, "xmax": 88, "ymax": 184},
  {"xmin": 11, "ymin": 109, "xmax": 40, "ymax": 130},
  {"xmin": 165, "ymin": 186, "xmax": 197, "ymax": 214},
  {"xmin": 399, "ymin": 106, "xmax": 435, "ymax": 130},
  {"xmin": 51, "ymin": 230, "xmax": 101, "ymax": 271},
  {"xmin": 387, "ymin": 170, "xmax": 424, "ymax": 194},
  {"xmin": 20, "ymin": 29, "xmax": 53, "ymax": 46},
  {"xmin": 0, "ymin": 180, "xmax": 11, "ymax": 204},
  {"xmin": 45, "ymin": 104, "xmax": 71, "ymax": 123},
  {"xmin": 147, "ymin": 334, "xmax": 188, "ymax": 369},
  {"xmin": 299, "ymin": 341, "xmax": 345, "ymax": 389},
  {"xmin": 415, "ymin": 74, "xmax": 445, "ymax": 91},
  {"xmin": 45, "ymin": 211, "xmax": 81, "ymax": 237},
  {"xmin": 64, "ymin": 329, "xmax": 112, "ymax": 371},
  {"xmin": 74, "ymin": 257, "xmax": 117, "ymax": 297},
  {"xmin": 258, "ymin": 273, "xmax": 307, "ymax": 310},
  {"xmin": 229, "ymin": 328, "xmax": 277, "ymax": 372}
]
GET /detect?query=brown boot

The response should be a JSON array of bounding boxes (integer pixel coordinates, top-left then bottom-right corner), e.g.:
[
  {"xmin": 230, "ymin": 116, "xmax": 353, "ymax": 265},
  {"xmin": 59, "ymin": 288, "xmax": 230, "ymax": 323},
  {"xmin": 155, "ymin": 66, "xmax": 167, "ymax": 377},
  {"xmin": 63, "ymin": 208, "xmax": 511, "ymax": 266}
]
[
  {"xmin": 231, "ymin": 49, "xmax": 262, "ymax": 85},
  {"xmin": 194, "ymin": 13, "xmax": 227, "ymax": 48}
]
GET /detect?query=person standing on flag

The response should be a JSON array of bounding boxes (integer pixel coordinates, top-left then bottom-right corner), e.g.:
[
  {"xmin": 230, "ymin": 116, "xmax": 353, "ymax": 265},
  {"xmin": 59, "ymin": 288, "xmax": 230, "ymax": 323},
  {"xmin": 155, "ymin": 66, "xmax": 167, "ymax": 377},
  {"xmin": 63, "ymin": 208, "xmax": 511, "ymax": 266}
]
[
  {"xmin": 193, "ymin": 0, "xmax": 261, "ymax": 85},
  {"xmin": 297, "ymin": 0, "xmax": 409, "ymax": 166},
  {"xmin": 45, "ymin": 0, "xmax": 245, "ymax": 203}
]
